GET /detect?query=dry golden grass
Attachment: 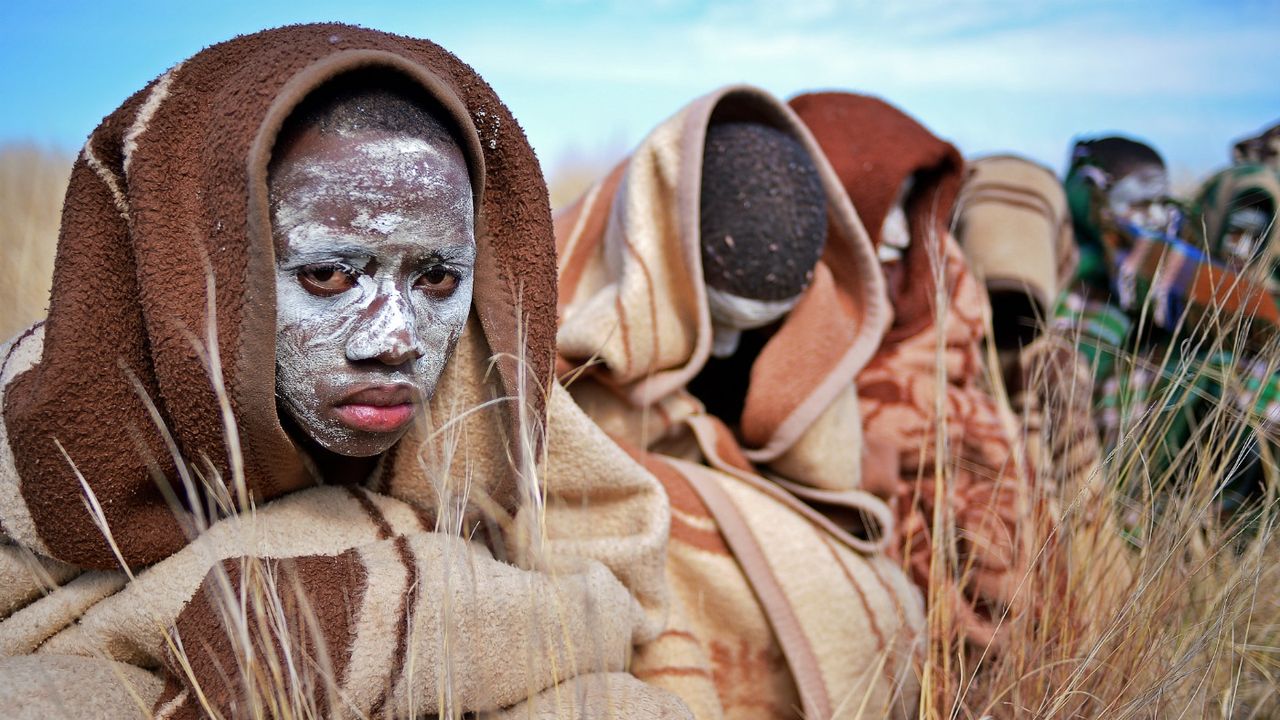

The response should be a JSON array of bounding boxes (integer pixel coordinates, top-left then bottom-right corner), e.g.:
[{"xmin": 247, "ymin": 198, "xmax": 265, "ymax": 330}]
[
  {"xmin": 0, "ymin": 144, "xmax": 70, "ymax": 339},
  {"xmin": 545, "ymin": 147, "xmax": 625, "ymax": 212},
  {"xmin": 912, "ymin": 281, "xmax": 1280, "ymax": 718}
]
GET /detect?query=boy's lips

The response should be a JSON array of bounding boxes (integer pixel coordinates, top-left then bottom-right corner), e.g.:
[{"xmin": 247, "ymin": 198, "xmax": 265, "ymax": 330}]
[{"xmin": 333, "ymin": 384, "xmax": 417, "ymax": 433}]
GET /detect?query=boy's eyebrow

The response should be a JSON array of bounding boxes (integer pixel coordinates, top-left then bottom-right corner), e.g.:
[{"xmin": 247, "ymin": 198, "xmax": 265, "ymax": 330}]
[
  {"xmin": 277, "ymin": 245, "xmax": 376, "ymax": 264},
  {"xmin": 417, "ymin": 240, "xmax": 478, "ymax": 262}
]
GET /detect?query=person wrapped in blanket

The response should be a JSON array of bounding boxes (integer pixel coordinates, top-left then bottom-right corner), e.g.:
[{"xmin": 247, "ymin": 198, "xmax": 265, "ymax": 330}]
[
  {"xmin": 556, "ymin": 86, "xmax": 925, "ymax": 719},
  {"xmin": 789, "ymin": 93, "xmax": 1040, "ymax": 650},
  {"xmin": 1185, "ymin": 163, "xmax": 1280, "ymax": 512},
  {"xmin": 0, "ymin": 24, "xmax": 687, "ymax": 719},
  {"xmin": 954, "ymin": 155, "xmax": 1137, "ymax": 634},
  {"xmin": 1055, "ymin": 135, "xmax": 1280, "ymax": 516},
  {"xmin": 955, "ymin": 155, "xmax": 1102, "ymax": 500}
]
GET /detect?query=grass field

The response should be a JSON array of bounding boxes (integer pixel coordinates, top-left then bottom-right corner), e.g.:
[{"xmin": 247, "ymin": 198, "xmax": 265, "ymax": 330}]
[{"xmin": 0, "ymin": 144, "xmax": 68, "ymax": 339}]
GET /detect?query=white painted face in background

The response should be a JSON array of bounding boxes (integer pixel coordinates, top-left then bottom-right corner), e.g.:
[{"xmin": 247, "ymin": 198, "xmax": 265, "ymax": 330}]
[
  {"xmin": 1220, "ymin": 204, "xmax": 1276, "ymax": 291},
  {"xmin": 271, "ymin": 125, "xmax": 475, "ymax": 457},
  {"xmin": 1105, "ymin": 165, "xmax": 1175, "ymax": 241}
]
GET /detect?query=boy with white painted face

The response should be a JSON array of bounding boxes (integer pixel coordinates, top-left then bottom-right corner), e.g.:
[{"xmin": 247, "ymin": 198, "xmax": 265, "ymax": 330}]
[
  {"xmin": 1057, "ymin": 137, "xmax": 1280, "ymax": 515},
  {"xmin": 0, "ymin": 25, "xmax": 684, "ymax": 719},
  {"xmin": 1063, "ymin": 136, "xmax": 1181, "ymax": 300},
  {"xmin": 270, "ymin": 77, "xmax": 476, "ymax": 468}
]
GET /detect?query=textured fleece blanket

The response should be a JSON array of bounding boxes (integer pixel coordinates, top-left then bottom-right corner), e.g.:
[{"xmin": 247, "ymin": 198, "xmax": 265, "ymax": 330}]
[
  {"xmin": 556, "ymin": 85, "xmax": 923, "ymax": 719},
  {"xmin": 791, "ymin": 92, "xmax": 1037, "ymax": 649},
  {"xmin": 0, "ymin": 23, "xmax": 684, "ymax": 719}
]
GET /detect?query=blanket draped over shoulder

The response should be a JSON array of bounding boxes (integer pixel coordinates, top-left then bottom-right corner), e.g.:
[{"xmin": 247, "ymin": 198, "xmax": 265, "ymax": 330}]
[
  {"xmin": 556, "ymin": 85, "xmax": 924, "ymax": 720},
  {"xmin": 0, "ymin": 23, "xmax": 686, "ymax": 719},
  {"xmin": 789, "ymin": 92, "xmax": 1038, "ymax": 649}
]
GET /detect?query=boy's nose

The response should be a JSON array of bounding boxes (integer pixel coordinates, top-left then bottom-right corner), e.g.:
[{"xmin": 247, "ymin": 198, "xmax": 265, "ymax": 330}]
[{"xmin": 346, "ymin": 290, "xmax": 424, "ymax": 366}]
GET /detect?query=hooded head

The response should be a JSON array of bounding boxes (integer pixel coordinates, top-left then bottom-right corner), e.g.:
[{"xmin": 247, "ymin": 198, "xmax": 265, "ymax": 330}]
[
  {"xmin": 1064, "ymin": 135, "xmax": 1178, "ymax": 289},
  {"xmin": 956, "ymin": 154, "xmax": 1076, "ymax": 349},
  {"xmin": 0, "ymin": 24, "xmax": 556, "ymax": 569},
  {"xmin": 555, "ymin": 86, "xmax": 888, "ymax": 463},
  {"xmin": 1232, "ymin": 120, "xmax": 1280, "ymax": 171},
  {"xmin": 1193, "ymin": 164, "xmax": 1280, "ymax": 296},
  {"xmin": 788, "ymin": 92, "xmax": 965, "ymax": 343}
]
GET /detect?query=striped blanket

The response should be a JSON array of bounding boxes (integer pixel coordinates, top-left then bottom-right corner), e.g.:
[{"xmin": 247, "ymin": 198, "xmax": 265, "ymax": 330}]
[{"xmin": 1113, "ymin": 235, "xmax": 1280, "ymax": 347}]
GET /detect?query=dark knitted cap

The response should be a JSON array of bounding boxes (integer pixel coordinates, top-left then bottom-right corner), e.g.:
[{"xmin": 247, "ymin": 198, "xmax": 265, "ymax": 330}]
[{"xmin": 699, "ymin": 121, "xmax": 827, "ymax": 301}]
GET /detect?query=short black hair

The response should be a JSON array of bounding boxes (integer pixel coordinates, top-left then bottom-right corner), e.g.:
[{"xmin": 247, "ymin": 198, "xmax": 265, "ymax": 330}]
[
  {"xmin": 699, "ymin": 121, "xmax": 827, "ymax": 301},
  {"xmin": 274, "ymin": 69, "xmax": 461, "ymax": 160},
  {"xmin": 1069, "ymin": 136, "xmax": 1165, "ymax": 183}
]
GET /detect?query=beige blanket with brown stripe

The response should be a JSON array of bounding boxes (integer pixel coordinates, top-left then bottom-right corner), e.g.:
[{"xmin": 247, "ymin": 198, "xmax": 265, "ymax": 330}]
[
  {"xmin": 955, "ymin": 155, "xmax": 1134, "ymax": 637},
  {"xmin": 955, "ymin": 154, "xmax": 1098, "ymax": 498},
  {"xmin": 555, "ymin": 85, "xmax": 924, "ymax": 719},
  {"xmin": 629, "ymin": 426, "xmax": 924, "ymax": 720},
  {"xmin": 0, "ymin": 323, "xmax": 685, "ymax": 718}
]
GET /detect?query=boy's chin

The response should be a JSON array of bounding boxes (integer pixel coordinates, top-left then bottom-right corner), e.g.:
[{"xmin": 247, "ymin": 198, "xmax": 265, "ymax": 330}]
[{"xmin": 301, "ymin": 420, "xmax": 411, "ymax": 459}]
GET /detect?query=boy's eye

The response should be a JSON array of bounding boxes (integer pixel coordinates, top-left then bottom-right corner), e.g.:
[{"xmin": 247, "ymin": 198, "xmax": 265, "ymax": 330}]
[
  {"xmin": 298, "ymin": 264, "xmax": 358, "ymax": 296},
  {"xmin": 416, "ymin": 266, "xmax": 459, "ymax": 298}
]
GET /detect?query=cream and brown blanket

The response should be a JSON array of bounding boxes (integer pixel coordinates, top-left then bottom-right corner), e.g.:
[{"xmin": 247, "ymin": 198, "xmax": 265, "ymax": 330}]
[
  {"xmin": 0, "ymin": 24, "xmax": 685, "ymax": 719},
  {"xmin": 556, "ymin": 85, "xmax": 924, "ymax": 719},
  {"xmin": 790, "ymin": 93, "xmax": 1037, "ymax": 649},
  {"xmin": 955, "ymin": 154, "xmax": 1135, "ymax": 636}
]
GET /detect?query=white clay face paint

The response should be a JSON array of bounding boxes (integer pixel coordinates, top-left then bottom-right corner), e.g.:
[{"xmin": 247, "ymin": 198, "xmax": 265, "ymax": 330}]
[
  {"xmin": 1107, "ymin": 166, "xmax": 1174, "ymax": 236},
  {"xmin": 271, "ymin": 127, "xmax": 476, "ymax": 457}
]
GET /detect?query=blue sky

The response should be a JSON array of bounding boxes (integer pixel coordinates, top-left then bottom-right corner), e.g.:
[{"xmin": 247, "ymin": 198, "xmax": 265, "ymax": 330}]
[{"xmin": 2, "ymin": 1, "xmax": 1277, "ymax": 185}]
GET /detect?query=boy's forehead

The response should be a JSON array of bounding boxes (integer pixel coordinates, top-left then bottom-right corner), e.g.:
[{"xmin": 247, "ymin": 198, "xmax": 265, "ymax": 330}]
[
  {"xmin": 270, "ymin": 127, "xmax": 476, "ymax": 256},
  {"xmin": 271, "ymin": 128, "xmax": 473, "ymax": 227},
  {"xmin": 276, "ymin": 126, "xmax": 468, "ymax": 180},
  {"xmin": 1109, "ymin": 165, "xmax": 1169, "ymax": 201}
]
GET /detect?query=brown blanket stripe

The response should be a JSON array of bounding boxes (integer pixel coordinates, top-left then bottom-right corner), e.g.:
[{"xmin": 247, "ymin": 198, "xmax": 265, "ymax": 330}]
[
  {"xmin": 368, "ymin": 534, "xmax": 415, "ymax": 719},
  {"xmin": 347, "ymin": 486, "xmax": 395, "ymax": 541},
  {"xmin": 677, "ymin": 461, "xmax": 833, "ymax": 720}
]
